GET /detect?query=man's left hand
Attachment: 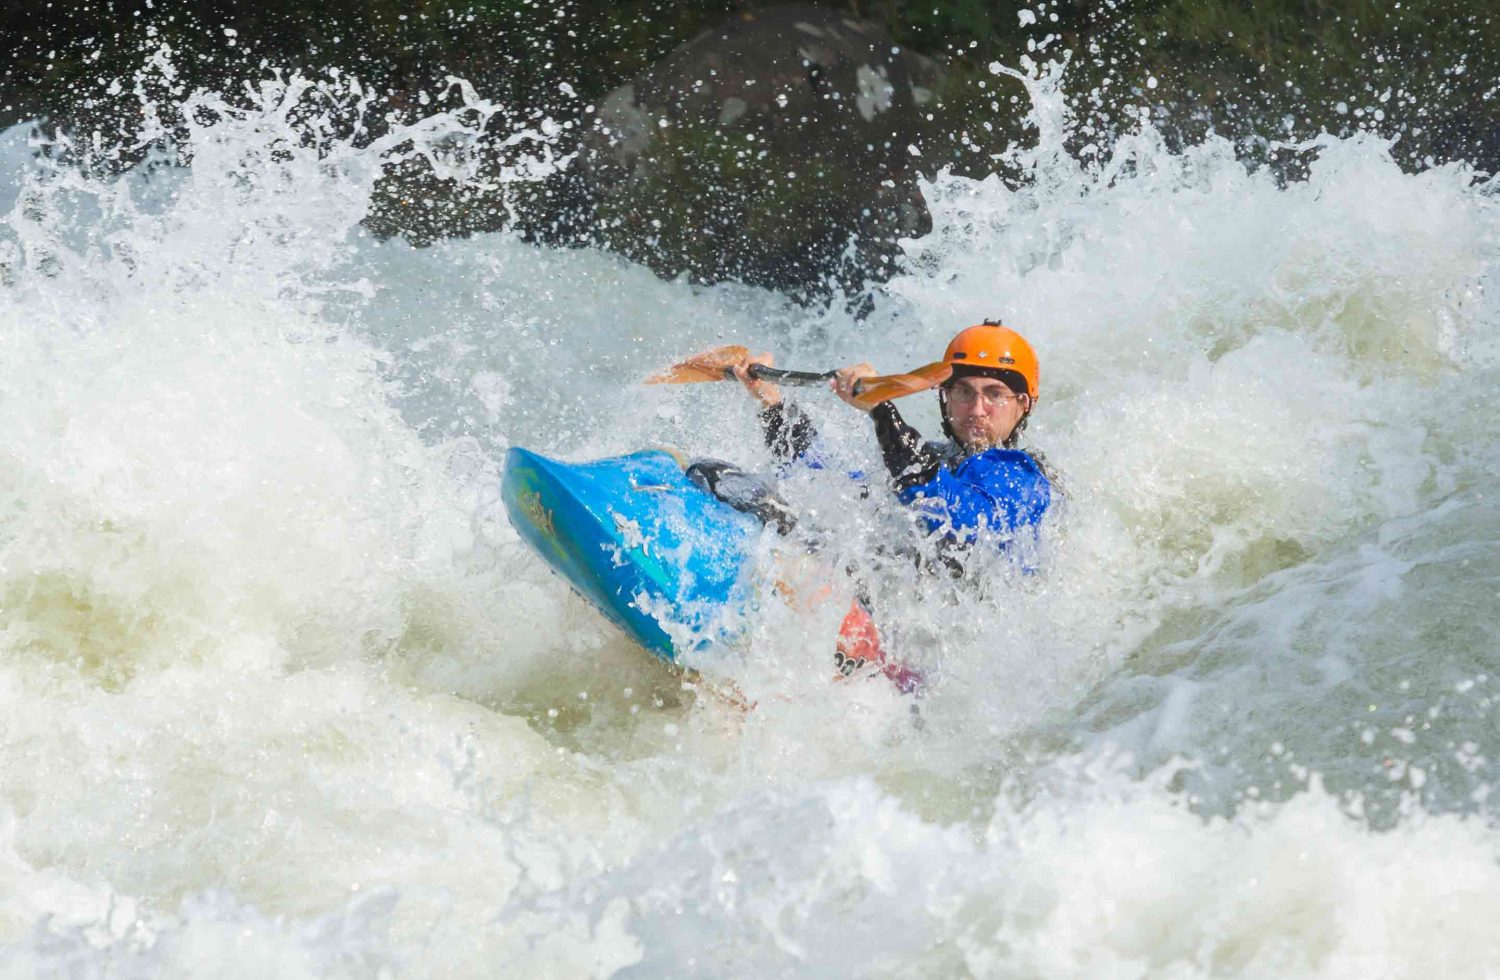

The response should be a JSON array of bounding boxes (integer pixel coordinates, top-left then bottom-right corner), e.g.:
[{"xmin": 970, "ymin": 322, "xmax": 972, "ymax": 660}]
[{"xmin": 831, "ymin": 363, "xmax": 878, "ymax": 412}]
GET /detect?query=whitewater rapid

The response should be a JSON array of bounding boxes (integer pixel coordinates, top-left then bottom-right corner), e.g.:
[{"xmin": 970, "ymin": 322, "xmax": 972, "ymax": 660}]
[{"xmin": 0, "ymin": 60, "xmax": 1497, "ymax": 977}]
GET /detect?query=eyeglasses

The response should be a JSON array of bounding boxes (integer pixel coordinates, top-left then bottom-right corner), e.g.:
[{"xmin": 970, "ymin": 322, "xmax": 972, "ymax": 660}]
[{"xmin": 945, "ymin": 384, "xmax": 1022, "ymax": 409}]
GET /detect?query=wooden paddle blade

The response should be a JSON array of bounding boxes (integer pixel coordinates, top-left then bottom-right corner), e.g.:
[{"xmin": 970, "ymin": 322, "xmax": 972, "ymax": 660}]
[
  {"xmin": 905, "ymin": 362, "xmax": 957, "ymax": 386},
  {"xmin": 643, "ymin": 345, "xmax": 751, "ymax": 384},
  {"xmin": 850, "ymin": 362, "xmax": 953, "ymax": 410}
]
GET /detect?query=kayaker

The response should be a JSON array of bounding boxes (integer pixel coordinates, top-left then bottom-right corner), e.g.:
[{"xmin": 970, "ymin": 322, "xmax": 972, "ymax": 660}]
[
  {"xmin": 720, "ymin": 320, "xmax": 1051, "ymax": 693},
  {"xmin": 731, "ymin": 320, "xmax": 1053, "ymax": 569}
]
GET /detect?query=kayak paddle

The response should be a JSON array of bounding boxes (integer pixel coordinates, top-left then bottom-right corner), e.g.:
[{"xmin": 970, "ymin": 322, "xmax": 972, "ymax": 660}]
[{"xmin": 644, "ymin": 345, "xmax": 952, "ymax": 410}]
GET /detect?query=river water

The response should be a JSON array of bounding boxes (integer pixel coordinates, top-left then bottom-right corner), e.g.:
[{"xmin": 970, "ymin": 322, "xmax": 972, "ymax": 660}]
[{"xmin": 0, "ymin": 59, "xmax": 1497, "ymax": 978}]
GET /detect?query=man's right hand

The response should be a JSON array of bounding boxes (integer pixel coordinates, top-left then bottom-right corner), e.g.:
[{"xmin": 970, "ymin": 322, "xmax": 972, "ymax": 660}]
[{"xmin": 731, "ymin": 351, "xmax": 782, "ymax": 407}]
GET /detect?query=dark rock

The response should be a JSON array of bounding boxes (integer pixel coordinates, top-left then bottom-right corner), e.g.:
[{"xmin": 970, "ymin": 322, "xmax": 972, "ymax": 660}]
[{"xmin": 521, "ymin": 4, "xmax": 947, "ymax": 301}]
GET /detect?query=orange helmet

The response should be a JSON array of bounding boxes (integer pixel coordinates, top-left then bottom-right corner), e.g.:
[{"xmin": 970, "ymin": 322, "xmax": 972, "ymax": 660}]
[{"xmin": 941, "ymin": 320, "xmax": 1039, "ymax": 400}]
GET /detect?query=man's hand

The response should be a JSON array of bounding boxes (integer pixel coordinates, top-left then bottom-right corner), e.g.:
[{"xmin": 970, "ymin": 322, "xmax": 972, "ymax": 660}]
[
  {"xmin": 730, "ymin": 351, "xmax": 782, "ymax": 407},
  {"xmin": 831, "ymin": 363, "xmax": 878, "ymax": 412}
]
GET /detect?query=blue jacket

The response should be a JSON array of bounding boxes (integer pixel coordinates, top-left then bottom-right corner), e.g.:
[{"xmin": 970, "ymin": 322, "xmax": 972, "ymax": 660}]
[
  {"xmin": 896, "ymin": 445, "xmax": 1051, "ymax": 544},
  {"xmin": 759, "ymin": 400, "xmax": 1052, "ymax": 560}
]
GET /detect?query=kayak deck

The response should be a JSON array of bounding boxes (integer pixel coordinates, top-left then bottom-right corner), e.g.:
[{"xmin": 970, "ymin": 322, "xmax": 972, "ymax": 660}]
[{"xmin": 501, "ymin": 448, "xmax": 761, "ymax": 659}]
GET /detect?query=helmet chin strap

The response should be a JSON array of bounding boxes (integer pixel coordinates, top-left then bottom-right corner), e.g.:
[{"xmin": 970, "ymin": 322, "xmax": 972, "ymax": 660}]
[
  {"xmin": 939, "ymin": 388, "xmax": 953, "ymax": 440},
  {"xmin": 1004, "ymin": 409, "xmax": 1031, "ymax": 449}
]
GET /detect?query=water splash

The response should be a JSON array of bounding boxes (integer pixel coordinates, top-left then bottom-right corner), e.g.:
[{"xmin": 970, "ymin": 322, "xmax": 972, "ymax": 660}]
[{"xmin": 0, "ymin": 50, "xmax": 1497, "ymax": 975}]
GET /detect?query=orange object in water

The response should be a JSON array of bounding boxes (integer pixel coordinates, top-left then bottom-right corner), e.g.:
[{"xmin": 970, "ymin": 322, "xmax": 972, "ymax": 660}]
[
  {"xmin": 643, "ymin": 345, "xmax": 752, "ymax": 384},
  {"xmin": 834, "ymin": 599, "xmax": 922, "ymax": 694}
]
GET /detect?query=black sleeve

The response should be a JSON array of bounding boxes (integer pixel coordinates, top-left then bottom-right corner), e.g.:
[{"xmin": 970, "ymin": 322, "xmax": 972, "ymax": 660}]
[
  {"xmin": 758, "ymin": 400, "xmax": 818, "ymax": 462},
  {"xmin": 870, "ymin": 402, "xmax": 943, "ymax": 492}
]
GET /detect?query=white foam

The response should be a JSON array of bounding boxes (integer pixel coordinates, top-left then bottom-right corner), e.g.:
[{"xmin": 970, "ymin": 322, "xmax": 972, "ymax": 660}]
[{"xmin": 0, "ymin": 48, "xmax": 1496, "ymax": 974}]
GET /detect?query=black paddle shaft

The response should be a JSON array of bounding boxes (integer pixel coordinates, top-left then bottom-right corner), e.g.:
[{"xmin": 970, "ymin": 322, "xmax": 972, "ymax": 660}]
[{"xmin": 721, "ymin": 364, "xmax": 837, "ymax": 386}]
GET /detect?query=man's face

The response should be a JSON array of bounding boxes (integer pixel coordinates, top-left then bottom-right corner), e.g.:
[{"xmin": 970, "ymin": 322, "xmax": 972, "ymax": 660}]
[{"xmin": 945, "ymin": 377, "xmax": 1029, "ymax": 449}]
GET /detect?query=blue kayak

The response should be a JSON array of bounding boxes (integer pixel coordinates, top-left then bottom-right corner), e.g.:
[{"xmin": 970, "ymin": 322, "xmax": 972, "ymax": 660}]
[{"xmin": 500, "ymin": 448, "xmax": 762, "ymax": 659}]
